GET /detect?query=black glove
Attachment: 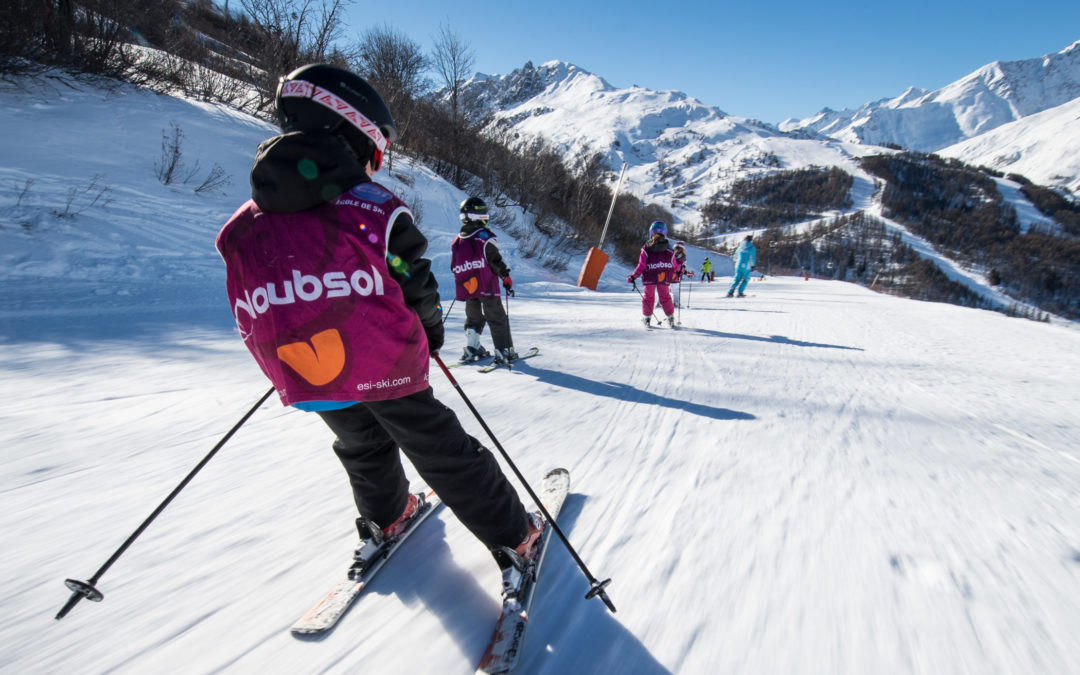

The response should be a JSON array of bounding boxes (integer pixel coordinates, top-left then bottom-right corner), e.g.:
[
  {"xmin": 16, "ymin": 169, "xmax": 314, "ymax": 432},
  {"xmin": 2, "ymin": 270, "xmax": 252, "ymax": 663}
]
[{"xmin": 424, "ymin": 319, "xmax": 444, "ymax": 355}]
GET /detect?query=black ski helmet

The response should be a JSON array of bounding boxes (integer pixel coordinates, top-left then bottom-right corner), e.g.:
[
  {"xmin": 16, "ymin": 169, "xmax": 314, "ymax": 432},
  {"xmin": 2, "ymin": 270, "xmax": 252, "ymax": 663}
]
[
  {"xmin": 744, "ymin": 234, "xmax": 753, "ymax": 241},
  {"xmin": 460, "ymin": 196, "xmax": 489, "ymax": 222},
  {"xmin": 275, "ymin": 64, "xmax": 398, "ymax": 171}
]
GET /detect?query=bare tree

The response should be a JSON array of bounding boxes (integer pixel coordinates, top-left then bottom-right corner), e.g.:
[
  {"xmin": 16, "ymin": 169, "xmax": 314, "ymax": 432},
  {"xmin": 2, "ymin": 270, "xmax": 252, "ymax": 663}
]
[
  {"xmin": 430, "ymin": 22, "xmax": 475, "ymax": 187},
  {"xmin": 430, "ymin": 22, "xmax": 474, "ymax": 124},
  {"xmin": 239, "ymin": 0, "xmax": 353, "ymax": 113},
  {"xmin": 353, "ymin": 23, "xmax": 428, "ymax": 166}
]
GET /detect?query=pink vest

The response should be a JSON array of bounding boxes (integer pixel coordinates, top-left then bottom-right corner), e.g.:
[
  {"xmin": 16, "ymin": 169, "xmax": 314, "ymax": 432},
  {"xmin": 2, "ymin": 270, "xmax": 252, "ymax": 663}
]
[
  {"xmin": 634, "ymin": 246, "xmax": 680, "ymax": 285},
  {"xmin": 451, "ymin": 233, "xmax": 501, "ymax": 300},
  {"xmin": 216, "ymin": 182, "xmax": 429, "ymax": 406}
]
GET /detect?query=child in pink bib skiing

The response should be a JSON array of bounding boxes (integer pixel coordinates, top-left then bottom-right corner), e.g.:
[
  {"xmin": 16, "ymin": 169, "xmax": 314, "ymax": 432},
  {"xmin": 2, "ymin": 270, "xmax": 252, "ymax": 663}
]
[
  {"xmin": 451, "ymin": 197, "xmax": 518, "ymax": 364},
  {"xmin": 626, "ymin": 221, "xmax": 682, "ymax": 328},
  {"xmin": 216, "ymin": 64, "xmax": 541, "ymax": 570}
]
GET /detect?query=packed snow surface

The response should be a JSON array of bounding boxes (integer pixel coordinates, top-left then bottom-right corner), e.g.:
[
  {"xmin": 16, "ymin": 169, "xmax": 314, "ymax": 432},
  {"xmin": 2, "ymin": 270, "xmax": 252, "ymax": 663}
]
[{"xmin": 2, "ymin": 76, "xmax": 1079, "ymax": 675}]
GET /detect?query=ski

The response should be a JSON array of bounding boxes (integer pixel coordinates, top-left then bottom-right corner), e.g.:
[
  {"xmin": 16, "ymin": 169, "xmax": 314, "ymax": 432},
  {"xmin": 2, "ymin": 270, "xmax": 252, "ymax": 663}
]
[
  {"xmin": 290, "ymin": 490, "xmax": 443, "ymax": 636},
  {"xmin": 475, "ymin": 468, "xmax": 571, "ymax": 674},
  {"xmin": 448, "ymin": 355, "xmax": 494, "ymax": 369},
  {"xmin": 478, "ymin": 347, "xmax": 540, "ymax": 373}
]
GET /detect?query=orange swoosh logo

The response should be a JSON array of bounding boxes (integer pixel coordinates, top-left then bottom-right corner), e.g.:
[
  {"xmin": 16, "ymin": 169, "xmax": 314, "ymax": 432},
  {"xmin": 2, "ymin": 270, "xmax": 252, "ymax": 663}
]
[
  {"xmin": 277, "ymin": 328, "xmax": 345, "ymax": 386},
  {"xmin": 464, "ymin": 277, "xmax": 479, "ymax": 294},
  {"xmin": 658, "ymin": 272, "xmax": 666, "ymax": 283}
]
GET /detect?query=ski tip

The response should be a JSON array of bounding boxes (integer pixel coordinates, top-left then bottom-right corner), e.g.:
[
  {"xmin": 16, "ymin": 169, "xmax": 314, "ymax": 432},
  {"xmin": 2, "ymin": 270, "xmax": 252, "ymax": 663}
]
[{"xmin": 542, "ymin": 468, "xmax": 570, "ymax": 491}]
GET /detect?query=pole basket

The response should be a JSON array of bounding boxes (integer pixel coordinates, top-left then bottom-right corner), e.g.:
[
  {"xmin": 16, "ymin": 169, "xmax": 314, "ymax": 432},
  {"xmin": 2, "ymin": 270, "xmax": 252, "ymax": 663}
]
[
  {"xmin": 64, "ymin": 579, "xmax": 104, "ymax": 602},
  {"xmin": 576, "ymin": 247, "xmax": 609, "ymax": 291}
]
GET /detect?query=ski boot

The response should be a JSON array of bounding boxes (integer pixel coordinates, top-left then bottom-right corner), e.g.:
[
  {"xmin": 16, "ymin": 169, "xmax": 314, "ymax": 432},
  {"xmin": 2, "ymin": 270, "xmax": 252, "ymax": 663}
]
[
  {"xmin": 349, "ymin": 493, "xmax": 424, "ymax": 579},
  {"xmin": 492, "ymin": 512, "xmax": 545, "ymax": 602}
]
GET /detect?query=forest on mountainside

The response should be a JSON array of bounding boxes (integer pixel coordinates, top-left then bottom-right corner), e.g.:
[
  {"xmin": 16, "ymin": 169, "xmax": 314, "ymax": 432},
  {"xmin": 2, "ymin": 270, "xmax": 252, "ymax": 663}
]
[
  {"xmin": 860, "ymin": 152, "xmax": 1080, "ymax": 320},
  {"xmin": 747, "ymin": 212, "xmax": 1003, "ymax": 315},
  {"xmin": 700, "ymin": 166, "xmax": 854, "ymax": 232}
]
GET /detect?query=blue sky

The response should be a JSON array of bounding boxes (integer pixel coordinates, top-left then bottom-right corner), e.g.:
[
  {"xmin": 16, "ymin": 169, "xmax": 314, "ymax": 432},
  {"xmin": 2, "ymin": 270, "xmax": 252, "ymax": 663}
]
[{"xmin": 342, "ymin": 1, "xmax": 1080, "ymax": 124}]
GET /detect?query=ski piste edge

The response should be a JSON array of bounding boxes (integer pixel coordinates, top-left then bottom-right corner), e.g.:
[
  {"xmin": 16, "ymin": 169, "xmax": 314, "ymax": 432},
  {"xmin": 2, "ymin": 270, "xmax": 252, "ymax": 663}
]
[
  {"xmin": 478, "ymin": 347, "xmax": 540, "ymax": 373},
  {"xmin": 289, "ymin": 489, "xmax": 443, "ymax": 636},
  {"xmin": 475, "ymin": 468, "xmax": 571, "ymax": 674}
]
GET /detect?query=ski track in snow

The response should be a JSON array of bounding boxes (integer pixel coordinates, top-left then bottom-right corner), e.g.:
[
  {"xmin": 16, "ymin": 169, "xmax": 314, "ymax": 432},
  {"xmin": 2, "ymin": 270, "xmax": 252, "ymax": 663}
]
[{"xmin": 2, "ymin": 75, "xmax": 1080, "ymax": 675}]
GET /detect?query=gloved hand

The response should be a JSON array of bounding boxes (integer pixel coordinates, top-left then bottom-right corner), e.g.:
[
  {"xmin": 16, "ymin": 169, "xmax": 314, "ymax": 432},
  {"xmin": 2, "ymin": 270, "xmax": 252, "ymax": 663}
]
[
  {"xmin": 626, "ymin": 275, "xmax": 636, "ymax": 284},
  {"xmin": 424, "ymin": 319, "xmax": 444, "ymax": 355},
  {"xmin": 502, "ymin": 276, "xmax": 513, "ymax": 290}
]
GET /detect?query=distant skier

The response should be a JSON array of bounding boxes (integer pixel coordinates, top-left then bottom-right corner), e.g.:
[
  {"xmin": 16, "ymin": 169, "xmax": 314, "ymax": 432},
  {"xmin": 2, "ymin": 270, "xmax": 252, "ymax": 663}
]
[
  {"xmin": 727, "ymin": 234, "xmax": 757, "ymax": 297},
  {"xmin": 215, "ymin": 64, "xmax": 542, "ymax": 571},
  {"xmin": 626, "ymin": 221, "xmax": 682, "ymax": 328},
  {"xmin": 451, "ymin": 197, "xmax": 518, "ymax": 364},
  {"xmin": 701, "ymin": 257, "xmax": 714, "ymax": 282},
  {"xmin": 673, "ymin": 241, "xmax": 690, "ymax": 308}
]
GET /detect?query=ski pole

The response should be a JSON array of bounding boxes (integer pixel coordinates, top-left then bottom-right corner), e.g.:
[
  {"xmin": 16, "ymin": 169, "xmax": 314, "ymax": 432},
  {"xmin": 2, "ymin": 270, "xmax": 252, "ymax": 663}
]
[
  {"xmin": 687, "ymin": 273, "xmax": 692, "ymax": 309},
  {"xmin": 441, "ymin": 299, "xmax": 456, "ymax": 324},
  {"xmin": 55, "ymin": 386, "xmax": 276, "ymax": 620},
  {"xmin": 631, "ymin": 280, "xmax": 662, "ymax": 324},
  {"xmin": 502, "ymin": 287, "xmax": 515, "ymax": 371},
  {"xmin": 677, "ymin": 278, "xmax": 682, "ymax": 325},
  {"xmin": 431, "ymin": 353, "xmax": 616, "ymax": 613}
]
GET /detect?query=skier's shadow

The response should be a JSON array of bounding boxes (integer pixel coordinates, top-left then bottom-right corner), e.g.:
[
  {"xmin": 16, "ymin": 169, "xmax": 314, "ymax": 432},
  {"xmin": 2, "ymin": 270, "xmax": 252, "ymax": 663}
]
[
  {"xmin": 683, "ymin": 305, "xmax": 787, "ymax": 314},
  {"xmin": 517, "ymin": 493, "xmax": 671, "ymax": 673},
  {"xmin": 289, "ymin": 516, "xmax": 494, "ymax": 665},
  {"xmin": 516, "ymin": 364, "xmax": 755, "ymax": 421},
  {"xmin": 683, "ymin": 327, "xmax": 863, "ymax": 351},
  {"xmin": 364, "ymin": 516, "xmax": 501, "ymax": 663}
]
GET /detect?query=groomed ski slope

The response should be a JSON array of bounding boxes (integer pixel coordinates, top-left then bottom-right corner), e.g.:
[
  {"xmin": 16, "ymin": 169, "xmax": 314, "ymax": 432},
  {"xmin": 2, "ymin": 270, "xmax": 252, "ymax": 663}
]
[{"xmin": 2, "ymin": 75, "xmax": 1080, "ymax": 675}]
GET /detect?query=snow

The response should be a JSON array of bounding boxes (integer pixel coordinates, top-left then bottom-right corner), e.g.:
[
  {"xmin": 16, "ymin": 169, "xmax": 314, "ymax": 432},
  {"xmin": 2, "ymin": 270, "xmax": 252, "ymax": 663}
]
[
  {"xmin": 3, "ymin": 74, "xmax": 1080, "ymax": 675},
  {"xmin": 937, "ymin": 96, "xmax": 1080, "ymax": 195}
]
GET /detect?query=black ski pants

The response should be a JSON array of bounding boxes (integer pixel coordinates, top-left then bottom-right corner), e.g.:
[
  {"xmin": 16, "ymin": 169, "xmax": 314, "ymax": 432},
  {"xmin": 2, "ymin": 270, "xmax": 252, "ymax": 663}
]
[
  {"xmin": 316, "ymin": 387, "xmax": 528, "ymax": 550},
  {"xmin": 464, "ymin": 296, "xmax": 513, "ymax": 352}
]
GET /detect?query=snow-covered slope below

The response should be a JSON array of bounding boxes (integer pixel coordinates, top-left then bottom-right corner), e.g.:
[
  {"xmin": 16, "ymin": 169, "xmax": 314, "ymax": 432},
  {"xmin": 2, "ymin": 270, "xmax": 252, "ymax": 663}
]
[
  {"xmin": 3, "ymin": 74, "xmax": 1080, "ymax": 675},
  {"xmin": 936, "ymin": 95, "xmax": 1080, "ymax": 195},
  {"xmin": 779, "ymin": 40, "xmax": 1080, "ymax": 152}
]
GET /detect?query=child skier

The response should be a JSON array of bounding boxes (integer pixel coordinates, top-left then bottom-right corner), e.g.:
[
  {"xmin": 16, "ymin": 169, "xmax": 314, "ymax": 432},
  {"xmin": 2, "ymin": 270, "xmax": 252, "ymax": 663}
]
[
  {"xmin": 672, "ymin": 241, "xmax": 690, "ymax": 308},
  {"xmin": 727, "ymin": 234, "xmax": 757, "ymax": 297},
  {"xmin": 626, "ymin": 221, "xmax": 682, "ymax": 328},
  {"xmin": 701, "ymin": 257, "xmax": 713, "ymax": 282},
  {"xmin": 215, "ymin": 64, "xmax": 541, "ymax": 570},
  {"xmin": 451, "ymin": 197, "xmax": 518, "ymax": 364}
]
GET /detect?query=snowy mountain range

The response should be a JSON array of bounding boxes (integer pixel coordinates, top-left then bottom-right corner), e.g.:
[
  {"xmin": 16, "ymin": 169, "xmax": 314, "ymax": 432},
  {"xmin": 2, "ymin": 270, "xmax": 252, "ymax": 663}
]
[
  {"xmin": 779, "ymin": 40, "xmax": 1080, "ymax": 152},
  {"xmin": 461, "ymin": 40, "xmax": 1080, "ymax": 224},
  {"xmin": 460, "ymin": 61, "xmax": 879, "ymax": 227}
]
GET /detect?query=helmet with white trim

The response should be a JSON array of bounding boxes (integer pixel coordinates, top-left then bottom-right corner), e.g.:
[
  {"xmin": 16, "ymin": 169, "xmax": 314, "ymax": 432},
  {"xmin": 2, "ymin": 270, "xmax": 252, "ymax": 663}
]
[
  {"xmin": 275, "ymin": 64, "xmax": 398, "ymax": 171},
  {"xmin": 459, "ymin": 196, "xmax": 489, "ymax": 223}
]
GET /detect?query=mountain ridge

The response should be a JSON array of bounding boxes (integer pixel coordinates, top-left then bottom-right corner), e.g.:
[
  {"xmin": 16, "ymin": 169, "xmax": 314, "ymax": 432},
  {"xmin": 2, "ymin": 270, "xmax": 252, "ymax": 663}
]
[{"xmin": 779, "ymin": 39, "xmax": 1080, "ymax": 151}]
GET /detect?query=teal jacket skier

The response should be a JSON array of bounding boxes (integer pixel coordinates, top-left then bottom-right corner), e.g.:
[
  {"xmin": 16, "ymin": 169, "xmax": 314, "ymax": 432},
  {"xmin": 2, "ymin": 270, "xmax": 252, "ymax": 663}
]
[{"xmin": 727, "ymin": 235, "xmax": 757, "ymax": 297}]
